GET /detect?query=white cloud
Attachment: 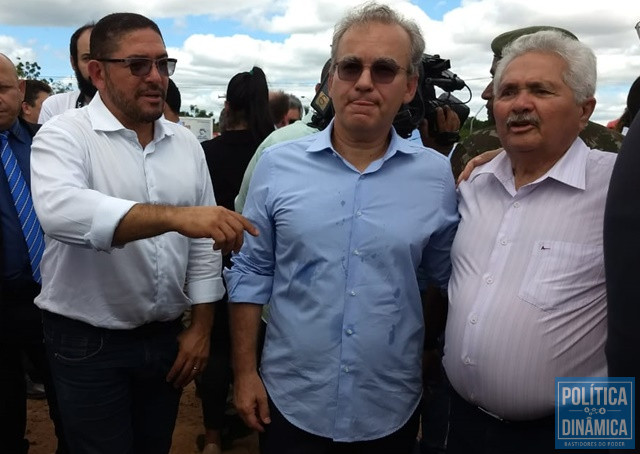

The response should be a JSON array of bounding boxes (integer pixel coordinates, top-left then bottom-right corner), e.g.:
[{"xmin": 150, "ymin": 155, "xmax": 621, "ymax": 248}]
[
  {"xmin": 2, "ymin": 0, "xmax": 640, "ymax": 124},
  {"xmin": 0, "ymin": 35, "xmax": 37, "ymax": 64}
]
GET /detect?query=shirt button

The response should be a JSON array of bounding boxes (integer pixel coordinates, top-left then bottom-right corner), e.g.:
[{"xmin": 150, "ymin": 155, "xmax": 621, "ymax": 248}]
[
  {"xmin": 513, "ymin": 202, "xmax": 520, "ymax": 208},
  {"xmin": 350, "ymin": 290, "xmax": 356, "ymax": 296},
  {"xmin": 343, "ymin": 365, "xmax": 350, "ymax": 373},
  {"xmin": 353, "ymin": 249, "xmax": 361, "ymax": 256},
  {"xmin": 346, "ymin": 328, "xmax": 354, "ymax": 335},
  {"xmin": 356, "ymin": 210, "xmax": 362, "ymax": 217},
  {"xmin": 470, "ymin": 315, "xmax": 477, "ymax": 324},
  {"xmin": 500, "ymin": 239, "xmax": 507, "ymax": 246},
  {"xmin": 486, "ymin": 277, "xmax": 493, "ymax": 284},
  {"xmin": 464, "ymin": 357, "xmax": 471, "ymax": 365}
]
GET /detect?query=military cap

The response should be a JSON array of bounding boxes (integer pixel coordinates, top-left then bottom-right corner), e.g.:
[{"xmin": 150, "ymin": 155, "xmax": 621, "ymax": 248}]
[{"xmin": 491, "ymin": 26, "xmax": 578, "ymax": 58}]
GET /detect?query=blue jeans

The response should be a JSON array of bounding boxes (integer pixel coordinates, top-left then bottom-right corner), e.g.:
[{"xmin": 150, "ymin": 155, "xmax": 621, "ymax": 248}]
[{"xmin": 42, "ymin": 311, "xmax": 183, "ymax": 454}]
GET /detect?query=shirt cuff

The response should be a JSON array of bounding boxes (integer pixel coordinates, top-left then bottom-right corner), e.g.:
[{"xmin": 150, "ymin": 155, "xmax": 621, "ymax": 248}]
[
  {"xmin": 188, "ymin": 276, "xmax": 226, "ymax": 304},
  {"xmin": 86, "ymin": 197, "xmax": 138, "ymax": 251},
  {"xmin": 224, "ymin": 269, "xmax": 273, "ymax": 304}
]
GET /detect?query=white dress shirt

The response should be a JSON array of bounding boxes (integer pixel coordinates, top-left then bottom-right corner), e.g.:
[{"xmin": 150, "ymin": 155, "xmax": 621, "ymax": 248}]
[
  {"xmin": 31, "ymin": 94, "xmax": 224, "ymax": 329},
  {"xmin": 444, "ymin": 138, "xmax": 616, "ymax": 420},
  {"xmin": 38, "ymin": 90, "xmax": 82, "ymax": 124}
]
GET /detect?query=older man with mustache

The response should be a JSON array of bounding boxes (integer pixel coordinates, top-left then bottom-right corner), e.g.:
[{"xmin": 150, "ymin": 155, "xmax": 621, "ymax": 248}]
[{"xmin": 442, "ymin": 30, "xmax": 614, "ymax": 454}]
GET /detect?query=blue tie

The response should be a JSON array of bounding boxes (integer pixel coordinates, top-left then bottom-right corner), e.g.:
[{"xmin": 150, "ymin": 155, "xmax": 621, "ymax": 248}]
[{"xmin": 0, "ymin": 131, "xmax": 44, "ymax": 284}]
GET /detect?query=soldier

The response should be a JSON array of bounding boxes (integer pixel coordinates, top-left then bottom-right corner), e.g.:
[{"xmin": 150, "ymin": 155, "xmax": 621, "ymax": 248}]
[{"xmin": 450, "ymin": 26, "xmax": 623, "ymax": 179}]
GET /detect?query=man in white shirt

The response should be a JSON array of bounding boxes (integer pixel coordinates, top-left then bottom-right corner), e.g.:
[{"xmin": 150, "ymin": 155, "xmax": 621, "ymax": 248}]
[
  {"xmin": 443, "ymin": 30, "xmax": 614, "ymax": 454},
  {"xmin": 38, "ymin": 23, "xmax": 96, "ymax": 123},
  {"xmin": 30, "ymin": 12, "xmax": 257, "ymax": 454}
]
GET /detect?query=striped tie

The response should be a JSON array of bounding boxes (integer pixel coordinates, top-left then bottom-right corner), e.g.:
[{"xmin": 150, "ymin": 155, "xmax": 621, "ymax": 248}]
[{"xmin": 0, "ymin": 131, "xmax": 44, "ymax": 284}]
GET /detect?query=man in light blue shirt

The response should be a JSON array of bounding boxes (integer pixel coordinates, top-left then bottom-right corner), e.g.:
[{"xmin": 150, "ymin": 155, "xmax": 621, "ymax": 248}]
[{"xmin": 225, "ymin": 4, "xmax": 458, "ymax": 453}]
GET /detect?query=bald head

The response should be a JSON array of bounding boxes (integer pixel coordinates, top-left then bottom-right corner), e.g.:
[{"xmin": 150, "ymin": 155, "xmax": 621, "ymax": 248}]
[
  {"xmin": 0, "ymin": 53, "xmax": 18, "ymax": 79},
  {"xmin": 0, "ymin": 53, "xmax": 25, "ymax": 130}
]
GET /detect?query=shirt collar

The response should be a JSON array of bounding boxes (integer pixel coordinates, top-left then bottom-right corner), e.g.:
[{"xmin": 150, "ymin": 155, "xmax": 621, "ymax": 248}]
[
  {"xmin": 2, "ymin": 119, "xmax": 29, "ymax": 145},
  {"xmin": 306, "ymin": 119, "xmax": 421, "ymax": 160},
  {"xmin": 470, "ymin": 137, "xmax": 588, "ymax": 191},
  {"xmin": 87, "ymin": 93, "xmax": 174, "ymax": 141}
]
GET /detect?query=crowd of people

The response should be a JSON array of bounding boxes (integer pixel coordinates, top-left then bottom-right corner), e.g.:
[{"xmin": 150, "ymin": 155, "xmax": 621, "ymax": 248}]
[{"xmin": 1, "ymin": 2, "xmax": 639, "ymax": 454}]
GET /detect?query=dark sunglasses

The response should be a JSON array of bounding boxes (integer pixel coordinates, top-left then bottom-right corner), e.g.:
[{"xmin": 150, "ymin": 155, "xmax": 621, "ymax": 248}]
[
  {"xmin": 97, "ymin": 57, "xmax": 177, "ymax": 77},
  {"xmin": 335, "ymin": 58, "xmax": 408, "ymax": 84}
]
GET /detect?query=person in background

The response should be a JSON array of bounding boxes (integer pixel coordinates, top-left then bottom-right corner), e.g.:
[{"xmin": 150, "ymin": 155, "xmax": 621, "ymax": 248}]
[
  {"xmin": 164, "ymin": 78, "xmax": 181, "ymax": 123},
  {"xmin": 0, "ymin": 52, "xmax": 68, "ymax": 454},
  {"xmin": 449, "ymin": 25, "xmax": 623, "ymax": 179},
  {"xmin": 234, "ymin": 59, "xmax": 331, "ymax": 213},
  {"xmin": 604, "ymin": 18, "xmax": 640, "ymax": 384},
  {"xmin": 268, "ymin": 90, "xmax": 290, "ymax": 128},
  {"xmin": 198, "ymin": 66, "xmax": 273, "ymax": 454},
  {"xmin": 604, "ymin": 100, "xmax": 640, "ymax": 382},
  {"xmin": 284, "ymin": 93, "xmax": 303, "ymax": 126},
  {"xmin": 20, "ymin": 79, "xmax": 52, "ymax": 124},
  {"xmin": 609, "ymin": 75, "xmax": 640, "ymax": 135},
  {"xmin": 17, "ymin": 78, "xmax": 53, "ymax": 402},
  {"xmin": 39, "ymin": 23, "xmax": 96, "ymax": 123}
]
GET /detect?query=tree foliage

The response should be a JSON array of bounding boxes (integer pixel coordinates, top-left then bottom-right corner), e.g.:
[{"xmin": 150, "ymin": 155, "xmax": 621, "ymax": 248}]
[
  {"xmin": 179, "ymin": 104, "xmax": 214, "ymax": 118},
  {"xmin": 15, "ymin": 57, "xmax": 72, "ymax": 94}
]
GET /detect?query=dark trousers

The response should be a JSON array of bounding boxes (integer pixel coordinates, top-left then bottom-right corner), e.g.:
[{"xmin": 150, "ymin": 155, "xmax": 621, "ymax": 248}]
[
  {"xmin": 197, "ymin": 299, "xmax": 232, "ymax": 430},
  {"xmin": 260, "ymin": 396, "xmax": 420, "ymax": 454},
  {"xmin": 419, "ymin": 376, "xmax": 450, "ymax": 454},
  {"xmin": 447, "ymin": 387, "xmax": 609, "ymax": 454},
  {"xmin": 0, "ymin": 282, "xmax": 68, "ymax": 454},
  {"xmin": 42, "ymin": 311, "xmax": 184, "ymax": 454}
]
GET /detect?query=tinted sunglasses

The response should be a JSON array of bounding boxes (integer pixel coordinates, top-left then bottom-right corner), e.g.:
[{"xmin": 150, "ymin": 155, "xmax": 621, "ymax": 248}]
[
  {"xmin": 97, "ymin": 57, "xmax": 177, "ymax": 77},
  {"xmin": 335, "ymin": 58, "xmax": 408, "ymax": 84}
]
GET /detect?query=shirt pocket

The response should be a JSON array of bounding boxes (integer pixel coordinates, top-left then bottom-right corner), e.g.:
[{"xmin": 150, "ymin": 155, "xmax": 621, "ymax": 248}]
[{"xmin": 518, "ymin": 240, "xmax": 604, "ymax": 311}]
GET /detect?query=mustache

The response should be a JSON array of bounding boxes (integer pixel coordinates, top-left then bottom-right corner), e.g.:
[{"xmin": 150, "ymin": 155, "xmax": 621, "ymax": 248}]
[
  {"xmin": 138, "ymin": 84, "xmax": 165, "ymax": 96},
  {"xmin": 506, "ymin": 112, "xmax": 540, "ymax": 128}
]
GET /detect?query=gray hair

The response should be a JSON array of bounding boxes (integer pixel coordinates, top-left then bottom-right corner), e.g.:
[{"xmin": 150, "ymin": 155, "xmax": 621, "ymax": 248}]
[
  {"xmin": 493, "ymin": 30, "xmax": 597, "ymax": 104},
  {"xmin": 331, "ymin": 2, "xmax": 425, "ymax": 75}
]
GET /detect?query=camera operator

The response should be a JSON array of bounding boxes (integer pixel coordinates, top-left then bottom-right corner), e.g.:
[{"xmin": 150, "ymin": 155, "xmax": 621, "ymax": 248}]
[{"xmin": 418, "ymin": 106, "xmax": 460, "ymax": 156}]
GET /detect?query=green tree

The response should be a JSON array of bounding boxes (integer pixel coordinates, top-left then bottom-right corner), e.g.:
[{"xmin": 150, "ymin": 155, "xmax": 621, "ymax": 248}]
[
  {"xmin": 15, "ymin": 57, "xmax": 72, "ymax": 94},
  {"xmin": 179, "ymin": 104, "xmax": 214, "ymax": 118}
]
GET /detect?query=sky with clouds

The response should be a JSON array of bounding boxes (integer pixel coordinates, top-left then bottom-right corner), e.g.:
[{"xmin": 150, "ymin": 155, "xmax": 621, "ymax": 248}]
[{"xmin": 1, "ymin": 0, "xmax": 640, "ymax": 125}]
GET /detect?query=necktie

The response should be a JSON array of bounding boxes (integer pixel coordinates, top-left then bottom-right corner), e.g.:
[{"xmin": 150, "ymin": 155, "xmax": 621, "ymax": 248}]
[{"xmin": 1, "ymin": 130, "xmax": 44, "ymax": 284}]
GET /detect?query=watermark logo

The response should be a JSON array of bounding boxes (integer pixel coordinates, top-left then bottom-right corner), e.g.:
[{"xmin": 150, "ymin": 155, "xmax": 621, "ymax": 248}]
[{"xmin": 556, "ymin": 377, "xmax": 635, "ymax": 450}]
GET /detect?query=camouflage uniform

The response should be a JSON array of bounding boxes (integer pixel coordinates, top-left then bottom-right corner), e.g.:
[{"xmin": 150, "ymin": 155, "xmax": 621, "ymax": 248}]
[{"xmin": 450, "ymin": 121, "xmax": 624, "ymax": 180}]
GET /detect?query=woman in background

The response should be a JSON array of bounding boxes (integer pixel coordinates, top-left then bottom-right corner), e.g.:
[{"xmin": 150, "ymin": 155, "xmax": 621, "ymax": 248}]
[{"xmin": 199, "ymin": 66, "xmax": 273, "ymax": 454}]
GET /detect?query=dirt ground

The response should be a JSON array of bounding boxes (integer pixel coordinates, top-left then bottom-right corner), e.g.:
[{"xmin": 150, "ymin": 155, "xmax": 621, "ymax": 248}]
[{"xmin": 25, "ymin": 382, "xmax": 259, "ymax": 454}]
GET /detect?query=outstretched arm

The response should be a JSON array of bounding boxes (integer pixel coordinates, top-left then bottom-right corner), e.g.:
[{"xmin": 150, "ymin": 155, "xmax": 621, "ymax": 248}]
[{"xmin": 113, "ymin": 204, "xmax": 259, "ymax": 255}]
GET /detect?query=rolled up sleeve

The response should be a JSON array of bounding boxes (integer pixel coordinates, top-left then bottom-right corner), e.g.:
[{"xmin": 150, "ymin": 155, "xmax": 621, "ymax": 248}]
[{"xmin": 225, "ymin": 152, "xmax": 276, "ymax": 304}]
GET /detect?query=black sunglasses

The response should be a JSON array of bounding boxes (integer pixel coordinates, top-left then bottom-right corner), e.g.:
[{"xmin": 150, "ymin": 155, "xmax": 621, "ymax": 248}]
[
  {"xmin": 335, "ymin": 58, "xmax": 408, "ymax": 84},
  {"xmin": 97, "ymin": 57, "xmax": 177, "ymax": 77}
]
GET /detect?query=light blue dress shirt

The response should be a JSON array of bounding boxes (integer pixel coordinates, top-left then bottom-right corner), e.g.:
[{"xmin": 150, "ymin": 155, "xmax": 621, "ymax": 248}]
[{"xmin": 225, "ymin": 121, "xmax": 459, "ymax": 442}]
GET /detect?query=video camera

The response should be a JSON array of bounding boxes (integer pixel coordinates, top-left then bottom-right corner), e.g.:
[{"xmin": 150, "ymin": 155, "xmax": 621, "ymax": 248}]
[
  {"xmin": 309, "ymin": 54, "xmax": 470, "ymax": 146},
  {"xmin": 393, "ymin": 54, "xmax": 470, "ymax": 143}
]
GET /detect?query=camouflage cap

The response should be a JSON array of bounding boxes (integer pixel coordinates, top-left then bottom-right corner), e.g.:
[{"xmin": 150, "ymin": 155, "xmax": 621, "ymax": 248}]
[{"xmin": 491, "ymin": 26, "xmax": 578, "ymax": 58}]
